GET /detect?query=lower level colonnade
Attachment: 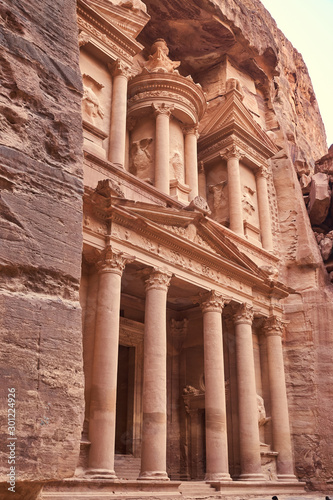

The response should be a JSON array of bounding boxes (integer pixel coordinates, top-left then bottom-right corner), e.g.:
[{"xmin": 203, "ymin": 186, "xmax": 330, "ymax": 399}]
[{"xmin": 83, "ymin": 252, "xmax": 296, "ymax": 483}]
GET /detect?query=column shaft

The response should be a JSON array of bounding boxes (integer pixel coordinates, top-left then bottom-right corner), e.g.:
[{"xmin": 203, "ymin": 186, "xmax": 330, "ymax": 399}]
[
  {"xmin": 109, "ymin": 72, "xmax": 128, "ymax": 166},
  {"xmin": 154, "ymin": 105, "xmax": 172, "ymax": 194},
  {"xmin": 88, "ymin": 250, "xmax": 127, "ymax": 476},
  {"xmin": 227, "ymin": 153, "xmax": 244, "ymax": 235},
  {"xmin": 202, "ymin": 292, "xmax": 231, "ymax": 481},
  {"xmin": 265, "ymin": 318, "xmax": 296, "ymax": 480},
  {"xmin": 256, "ymin": 169, "xmax": 273, "ymax": 251},
  {"xmin": 184, "ymin": 129, "xmax": 199, "ymax": 200},
  {"xmin": 234, "ymin": 304, "xmax": 264, "ymax": 480},
  {"xmin": 139, "ymin": 270, "xmax": 171, "ymax": 480}
]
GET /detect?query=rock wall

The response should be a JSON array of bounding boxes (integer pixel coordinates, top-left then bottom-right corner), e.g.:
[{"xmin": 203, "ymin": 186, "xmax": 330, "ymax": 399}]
[
  {"xmin": 0, "ymin": 0, "xmax": 84, "ymax": 498},
  {"xmin": 0, "ymin": 0, "xmax": 332, "ymax": 495}
]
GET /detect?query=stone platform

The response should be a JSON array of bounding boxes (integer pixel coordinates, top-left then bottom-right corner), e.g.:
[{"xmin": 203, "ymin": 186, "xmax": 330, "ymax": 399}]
[{"xmin": 41, "ymin": 478, "xmax": 308, "ymax": 499}]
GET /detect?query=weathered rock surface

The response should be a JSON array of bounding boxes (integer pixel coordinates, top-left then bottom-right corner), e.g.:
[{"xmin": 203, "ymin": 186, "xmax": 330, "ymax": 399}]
[
  {"xmin": 0, "ymin": 0, "xmax": 84, "ymax": 498},
  {"xmin": 1, "ymin": 0, "xmax": 333, "ymax": 495},
  {"xmin": 308, "ymin": 173, "xmax": 331, "ymax": 225}
]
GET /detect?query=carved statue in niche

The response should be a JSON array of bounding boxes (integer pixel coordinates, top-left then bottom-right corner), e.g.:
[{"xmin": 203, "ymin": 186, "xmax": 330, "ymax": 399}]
[
  {"xmin": 130, "ymin": 138, "xmax": 153, "ymax": 182},
  {"xmin": 209, "ymin": 180, "xmax": 228, "ymax": 224},
  {"xmin": 82, "ymin": 83, "xmax": 104, "ymax": 125},
  {"xmin": 242, "ymin": 185, "xmax": 256, "ymax": 220},
  {"xmin": 143, "ymin": 38, "xmax": 180, "ymax": 74},
  {"xmin": 170, "ymin": 150, "xmax": 184, "ymax": 183},
  {"xmin": 257, "ymin": 394, "xmax": 271, "ymax": 445}
]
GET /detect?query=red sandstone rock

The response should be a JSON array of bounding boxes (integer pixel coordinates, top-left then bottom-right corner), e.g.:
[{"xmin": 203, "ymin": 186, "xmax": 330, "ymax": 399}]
[{"xmin": 308, "ymin": 173, "xmax": 331, "ymax": 225}]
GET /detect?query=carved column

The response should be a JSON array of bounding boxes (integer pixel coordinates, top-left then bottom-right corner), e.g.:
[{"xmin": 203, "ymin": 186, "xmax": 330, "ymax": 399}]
[
  {"xmin": 184, "ymin": 126, "xmax": 199, "ymax": 200},
  {"xmin": 256, "ymin": 166, "xmax": 273, "ymax": 251},
  {"xmin": 224, "ymin": 147, "xmax": 244, "ymax": 235},
  {"xmin": 234, "ymin": 303, "xmax": 264, "ymax": 480},
  {"xmin": 139, "ymin": 269, "xmax": 172, "ymax": 480},
  {"xmin": 201, "ymin": 291, "xmax": 231, "ymax": 481},
  {"xmin": 264, "ymin": 317, "xmax": 297, "ymax": 481},
  {"xmin": 108, "ymin": 60, "xmax": 130, "ymax": 167},
  {"xmin": 153, "ymin": 103, "xmax": 174, "ymax": 195},
  {"xmin": 87, "ymin": 247, "xmax": 132, "ymax": 477}
]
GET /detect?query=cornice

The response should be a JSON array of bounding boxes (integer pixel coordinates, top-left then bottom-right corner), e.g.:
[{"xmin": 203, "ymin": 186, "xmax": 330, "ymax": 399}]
[
  {"xmin": 127, "ymin": 72, "xmax": 207, "ymax": 123},
  {"xmin": 83, "ymin": 151, "xmax": 185, "ymax": 209},
  {"xmin": 104, "ymin": 204, "xmax": 286, "ymax": 298},
  {"xmin": 77, "ymin": 0, "xmax": 144, "ymax": 64},
  {"xmin": 198, "ymin": 128, "xmax": 274, "ymax": 168}
]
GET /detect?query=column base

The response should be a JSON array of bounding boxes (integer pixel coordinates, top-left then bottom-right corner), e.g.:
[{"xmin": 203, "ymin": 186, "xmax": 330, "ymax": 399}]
[
  {"xmin": 85, "ymin": 468, "xmax": 117, "ymax": 479},
  {"xmin": 205, "ymin": 472, "xmax": 232, "ymax": 482},
  {"xmin": 238, "ymin": 473, "xmax": 266, "ymax": 481},
  {"xmin": 138, "ymin": 471, "xmax": 170, "ymax": 481},
  {"xmin": 277, "ymin": 474, "xmax": 298, "ymax": 482}
]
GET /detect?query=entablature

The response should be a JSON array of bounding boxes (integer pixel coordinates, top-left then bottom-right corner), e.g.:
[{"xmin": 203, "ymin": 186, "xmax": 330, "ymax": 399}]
[{"xmin": 78, "ymin": 0, "xmax": 147, "ymax": 65}]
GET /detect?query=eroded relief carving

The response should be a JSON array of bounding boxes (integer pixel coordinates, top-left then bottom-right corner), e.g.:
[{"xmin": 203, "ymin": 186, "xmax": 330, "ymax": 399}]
[
  {"xmin": 82, "ymin": 76, "xmax": 104, "ymax": 126},
  {"xmin": 170, "ymin": 150, "xmax": 184, "ymax": 182},
  {"xmin": 242, "ymin": 185, "xmax": 256, "ymax": 220},
  {"xmin": 130, "ymin": 137, "xmax": 153, "ymax": 182},
  {"xmin": 209, "ymin": 180, "xmax": 228, "ymax": 224}
]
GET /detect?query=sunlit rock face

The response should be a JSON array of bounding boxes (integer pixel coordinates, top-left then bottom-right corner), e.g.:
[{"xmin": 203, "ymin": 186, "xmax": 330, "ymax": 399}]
[
  {"xmin": 0, "ymin": 0, "xmax": 84, "ymax": 498},
  {"xmin": 1, "ymin": 0, "xmax": 333, "ymax": 498}
]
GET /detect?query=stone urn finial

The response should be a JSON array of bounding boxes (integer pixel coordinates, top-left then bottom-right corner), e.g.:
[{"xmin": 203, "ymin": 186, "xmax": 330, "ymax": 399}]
[{"xmin": 142, "ymin": 38, "xmax": 181, "ymax": 74}]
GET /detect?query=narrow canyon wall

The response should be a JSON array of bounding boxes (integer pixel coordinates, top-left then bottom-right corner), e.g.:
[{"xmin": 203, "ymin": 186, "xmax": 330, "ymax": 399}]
[{"xmin": 0, "ymin": 0, "xmax": 84, "ymax": 498}]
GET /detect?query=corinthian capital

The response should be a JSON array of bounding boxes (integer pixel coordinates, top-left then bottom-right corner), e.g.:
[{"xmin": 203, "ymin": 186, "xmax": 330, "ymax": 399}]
[
  {"xmin": 222, "ymin": 145, "xmax": 244, "ymax": 161},
  {"xmin": 233, "ymin": 303, "xmax": 254, "ymax": 325},
  {"xmin": 256, "ymin": 165, "xmax": 269, "ymax": 179},
  {"xmin": 263, "ymin": 316, "xmax": 285, "ymax": 337},
  {"xmin": 145, "ymin": 268, "xmax": 172, "ymax": 291},
  {"xmin": 97, "ymin": 245, "xmax": 134, "ymax": 275},
  {"xmin": 152, "ymin": 102, "xmax": 174, "ymax": 117},
  {"xmin": 108, "ymin": 59, "xmax": 132, "ymax": 79},
  {"xmin": 183, "ymin": 125, "xmax": 199, "ymax": 139},
  {"xmin": 200, "ymin": 290, "xmax": 227, "ymax": 313}
]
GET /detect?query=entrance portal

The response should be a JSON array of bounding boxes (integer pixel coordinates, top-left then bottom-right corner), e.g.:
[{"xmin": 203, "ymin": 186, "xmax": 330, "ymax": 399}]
[{"xmin": 115, "ymin": 345, "xmax": 135, "ymax": 454}]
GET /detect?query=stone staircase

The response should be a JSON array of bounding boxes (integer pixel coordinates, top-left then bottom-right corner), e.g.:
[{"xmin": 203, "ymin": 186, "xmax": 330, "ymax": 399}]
[
  {"xmin": 114, "ymin": 454, "xmax": 141, "ymax": 480},
  {"xmin": 179, "ymin": 481, "xmax": 219, "ymax": 498}
]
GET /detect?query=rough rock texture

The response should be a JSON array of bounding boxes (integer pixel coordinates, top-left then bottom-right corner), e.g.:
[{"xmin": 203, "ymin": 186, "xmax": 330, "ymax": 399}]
[
  {"xmin": 1, "ymin": 0, "xmax": 333, "ymax": 495},
  {"xmin": 0, "ymin": 0, "xmax": 84, "ymax": 498}
]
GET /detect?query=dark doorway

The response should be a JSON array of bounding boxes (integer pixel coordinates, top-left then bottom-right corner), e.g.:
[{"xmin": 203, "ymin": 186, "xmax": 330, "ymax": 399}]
[{"xmin": 115, "ymin": 345, "xmax": 135, "ymax": 454}]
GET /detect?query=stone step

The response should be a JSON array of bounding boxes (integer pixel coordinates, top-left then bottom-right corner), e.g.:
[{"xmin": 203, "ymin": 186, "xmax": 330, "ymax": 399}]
[
  {"xmin": 114, "ymin": 454, "xmax": 141, "ymax": 480},
  {"xmin": 180, "ymin": 481, "xmax": 218, "ymax": 497}
]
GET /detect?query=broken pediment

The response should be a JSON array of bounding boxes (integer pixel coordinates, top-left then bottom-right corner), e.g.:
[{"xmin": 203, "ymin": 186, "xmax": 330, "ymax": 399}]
[
  {"xmin": 100, "ymin": 198, "xmax": 268, "ymax": 278},
  {"xmin": 199, "ymin": 85, "xmax": 279, "ymax": 159},
  {"xmin": 85, "ymin": 0, "xmax": 150, "ymax": 38}
]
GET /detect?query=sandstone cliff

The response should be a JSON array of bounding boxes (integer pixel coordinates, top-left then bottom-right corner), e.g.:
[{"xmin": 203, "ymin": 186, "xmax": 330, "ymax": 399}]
[
  {"xmin": 0, "ymin": 0, "xmax": 332, "ymax": 496},
  {"xmin": 0, "ymin": 0, "xmax": 84, "ymax": 498}
]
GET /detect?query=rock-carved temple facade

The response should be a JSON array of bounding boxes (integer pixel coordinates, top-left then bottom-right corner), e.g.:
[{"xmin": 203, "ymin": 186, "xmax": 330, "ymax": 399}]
[
  {"xmin": 2, "ymin": 0, "xmax": 333, "ymax": 499},
  {"xmin": 54, "ymin": 0, "xmax": 309, "ymax": 496}
]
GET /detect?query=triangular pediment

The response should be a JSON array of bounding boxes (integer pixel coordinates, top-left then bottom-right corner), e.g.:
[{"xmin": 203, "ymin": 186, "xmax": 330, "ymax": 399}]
[
  {"xmin": 109, "ymin": 199, "xmax": 268, "ymax": 279},
  {"xmin": 200, "ymin": 89, "xmax": 278, "ymax": 157},
  {"xmin": 85, "ymin": 0, "xmax": 150, "ymax": 38}
]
